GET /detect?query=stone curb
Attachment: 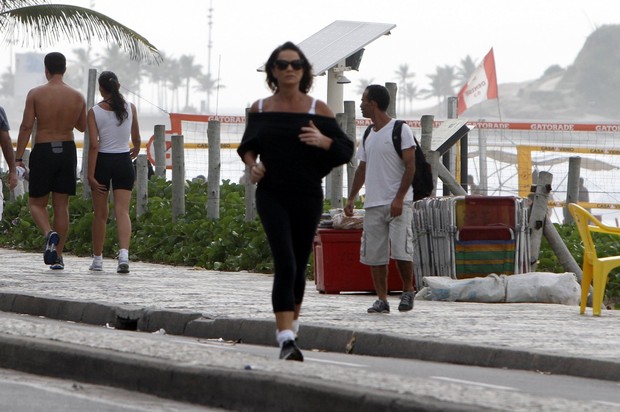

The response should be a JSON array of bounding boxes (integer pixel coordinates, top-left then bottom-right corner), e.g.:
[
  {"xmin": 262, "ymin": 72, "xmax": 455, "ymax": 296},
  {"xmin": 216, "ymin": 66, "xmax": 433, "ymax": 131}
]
[
  {"xmin": 0, "ymin": 333, "xmax": 483, "ymax": 412},
  {"xmin": 2, "ymin": 292, "xmax": 619, "ymax": 382}
]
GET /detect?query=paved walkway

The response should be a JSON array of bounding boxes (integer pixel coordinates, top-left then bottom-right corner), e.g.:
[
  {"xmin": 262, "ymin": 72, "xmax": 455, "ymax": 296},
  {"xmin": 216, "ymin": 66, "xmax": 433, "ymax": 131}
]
[{"xmin": 0, "ymin": 248, "xmax": 619, "ymax": 411}]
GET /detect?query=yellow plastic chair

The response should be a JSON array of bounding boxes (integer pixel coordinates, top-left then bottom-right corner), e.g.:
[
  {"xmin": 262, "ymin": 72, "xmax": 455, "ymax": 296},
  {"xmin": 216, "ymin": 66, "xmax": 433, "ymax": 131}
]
[{"xmin": 568, "ymin": 203, "xmax": 620, "ymax": 316}]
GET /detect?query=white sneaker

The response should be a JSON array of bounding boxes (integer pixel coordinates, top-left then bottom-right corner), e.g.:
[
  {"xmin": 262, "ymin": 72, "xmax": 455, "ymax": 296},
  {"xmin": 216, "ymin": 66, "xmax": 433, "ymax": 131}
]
[
  {"xmin": 89, "ymin": 258, "xmax": 103, "ymax": 271},
  {"xmin": 117, "ymin": 258, "xmax": 129, "ymax": 274}
]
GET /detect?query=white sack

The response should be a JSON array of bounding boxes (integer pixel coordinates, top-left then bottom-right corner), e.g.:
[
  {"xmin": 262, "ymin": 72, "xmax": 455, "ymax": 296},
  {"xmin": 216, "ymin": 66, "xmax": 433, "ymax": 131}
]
[
  {"xmin": 505, "ymin": 272, "xmax": 580, "ymax": 305},
  {"xmin": 419, "ymin": 274, "xmax": 507, "ymax": 303}
]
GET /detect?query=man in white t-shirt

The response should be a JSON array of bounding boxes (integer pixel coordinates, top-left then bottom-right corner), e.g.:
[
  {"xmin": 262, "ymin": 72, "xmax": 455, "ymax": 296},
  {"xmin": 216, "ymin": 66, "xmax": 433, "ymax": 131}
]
[
  {"xmin": 0, "ymin": 106, "xmax": 18, "ymax": 220},
  {"xmin": 344, "ymin": 84, "xmax": 416, "ymax": 314}
]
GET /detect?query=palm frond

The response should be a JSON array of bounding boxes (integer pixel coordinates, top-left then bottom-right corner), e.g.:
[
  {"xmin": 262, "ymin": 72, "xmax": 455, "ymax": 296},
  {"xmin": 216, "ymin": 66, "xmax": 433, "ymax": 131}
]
[
  {"xmin": 0, "ymin": 0, "xmax": 43, "ymax": 12},
  {"xmin": 1, "ymin": 4, "xmax": 161, "ymax": 64}
]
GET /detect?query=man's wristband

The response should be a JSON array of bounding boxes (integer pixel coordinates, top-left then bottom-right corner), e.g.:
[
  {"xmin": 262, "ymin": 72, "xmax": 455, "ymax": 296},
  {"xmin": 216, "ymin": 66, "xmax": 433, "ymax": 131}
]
[{"xmin": 15, "ymin": 158, "xmax": 22, "ymax": 162}]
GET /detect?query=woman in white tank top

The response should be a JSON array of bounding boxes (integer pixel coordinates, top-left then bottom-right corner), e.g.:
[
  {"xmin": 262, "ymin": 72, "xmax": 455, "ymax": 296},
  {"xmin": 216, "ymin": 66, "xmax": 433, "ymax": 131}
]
[{"xmin": 86, "ymin": 71, "xmax": 141, "ymax": 274}]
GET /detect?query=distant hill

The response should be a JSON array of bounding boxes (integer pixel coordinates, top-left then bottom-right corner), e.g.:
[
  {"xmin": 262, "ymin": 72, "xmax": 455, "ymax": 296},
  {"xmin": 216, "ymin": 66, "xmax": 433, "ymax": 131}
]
[{"xmin": 411, "ymin": 24, "xmax": 620, "ymax": 122}]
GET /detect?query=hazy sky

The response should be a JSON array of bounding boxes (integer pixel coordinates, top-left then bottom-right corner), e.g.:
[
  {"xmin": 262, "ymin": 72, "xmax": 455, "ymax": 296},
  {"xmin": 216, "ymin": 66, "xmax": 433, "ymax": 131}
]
[{"xmin": 4, "ymin": 0, "xmax": 620, "ymax": 115}]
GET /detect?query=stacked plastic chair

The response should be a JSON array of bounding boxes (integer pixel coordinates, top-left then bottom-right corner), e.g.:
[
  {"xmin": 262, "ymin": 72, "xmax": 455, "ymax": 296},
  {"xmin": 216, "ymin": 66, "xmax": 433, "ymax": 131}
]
[{"xmin": 412, "ymin": 196, "xmax": 531, "ymax": 289}]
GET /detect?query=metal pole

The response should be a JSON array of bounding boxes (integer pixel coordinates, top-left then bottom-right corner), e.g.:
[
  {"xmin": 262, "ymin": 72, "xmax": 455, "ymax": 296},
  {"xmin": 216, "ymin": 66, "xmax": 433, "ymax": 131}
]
[
  {"xmin": 344, "ymin": 100, "xmax": 357, "ymax": 197},
  {"xmin": 478, "ymin": 126, "xmax": 488, "ymax": 195},
  {"xmin": 325, "ymin": 64, "xmax": 346, "ymax": 200},
  {"xmin": 329, "ymin": 113, "xmax": 345, "ymax": 208}
]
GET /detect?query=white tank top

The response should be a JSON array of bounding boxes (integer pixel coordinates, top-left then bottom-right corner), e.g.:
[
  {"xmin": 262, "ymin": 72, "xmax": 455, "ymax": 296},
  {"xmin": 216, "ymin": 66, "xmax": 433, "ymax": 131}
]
[
  {"xmin": 93, "ymin": 102, "xmax": 133, "ymax": 153},
  {"xmin": 258, "ymin": 98, "xmax": 317, "ymax": 114}
]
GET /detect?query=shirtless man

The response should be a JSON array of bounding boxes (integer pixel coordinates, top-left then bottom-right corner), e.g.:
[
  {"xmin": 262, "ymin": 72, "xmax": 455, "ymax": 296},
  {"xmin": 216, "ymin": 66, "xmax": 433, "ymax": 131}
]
[{"xmin": 15, "ymin": 52, "xmax": 87, "ymax": 270}]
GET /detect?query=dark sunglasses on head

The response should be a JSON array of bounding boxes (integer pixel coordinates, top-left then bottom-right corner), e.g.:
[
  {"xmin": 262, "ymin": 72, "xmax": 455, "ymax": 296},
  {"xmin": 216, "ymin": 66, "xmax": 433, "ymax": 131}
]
[{"xmin": 274, "ymin": 59, "xmax": 304, "ymax": 70}]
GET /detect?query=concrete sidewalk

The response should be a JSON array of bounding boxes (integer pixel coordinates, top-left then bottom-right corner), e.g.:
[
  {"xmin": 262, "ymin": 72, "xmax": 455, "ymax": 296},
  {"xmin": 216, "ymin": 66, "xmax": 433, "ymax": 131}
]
[{"xmin": 0, "ymin": 248, "xmax": 619, "ymax": 410}]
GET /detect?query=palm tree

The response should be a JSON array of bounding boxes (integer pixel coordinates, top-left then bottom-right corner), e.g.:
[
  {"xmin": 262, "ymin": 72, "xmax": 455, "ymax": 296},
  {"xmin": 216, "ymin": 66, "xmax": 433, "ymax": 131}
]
[
  {"xmin": 165, "ymin": 58, "xmax": 182, "ymax": 112},
  {"xmin": 393, "ymin": 63, "xmax": 415, "ymax": 114},
  {"xmin": 420, "ymin": 65, "xmax": 457, "ymax": 113},
  {"xmin": 68, "ymin": 46, "xmax": 97, "ymax": 89},
  {"xmin": 178, "ymin": 54, "xmax": 202, "ymax": 111},
  {"xmin": 355, "ymin": 77, "xmax": 374, "ymax": 96},
  {"xmin": 97, "ymin": 44, "xmax": 142, "ymax": 91},
  {"xmin": 0, "ymin": 0, "xmax": 160, "ymax": 63},
  {"xmin": 194, "ymin": 71, "xmax": 223, "ymax": 113},
  {"xmin": 404, "ymin": 82, "xmax": 418, "ymax": 115},
  {"xmin": 456, "ymin": 55, "xmax": 477, "ymax": 88},
  {"xmin": 143, "ymin": 50, "xmax": 169, "ymax": 109}
]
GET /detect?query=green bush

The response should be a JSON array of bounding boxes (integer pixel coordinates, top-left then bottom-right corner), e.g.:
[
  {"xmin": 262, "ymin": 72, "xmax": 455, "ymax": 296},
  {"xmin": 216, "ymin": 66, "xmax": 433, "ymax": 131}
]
[{"xmin": 0, "ymin": 177, "xmax": 273, "ymax": 273}]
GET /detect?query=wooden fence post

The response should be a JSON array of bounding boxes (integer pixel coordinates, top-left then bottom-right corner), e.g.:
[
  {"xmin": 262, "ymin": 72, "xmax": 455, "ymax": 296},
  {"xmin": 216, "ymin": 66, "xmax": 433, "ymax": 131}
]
[
  {"xmin": 135, "ymin": 154, "xmax": 149, "ymax": 218},
  {"xmin": 563, "ymin": 157, "xmax": 581, "ymax": 225},
  {"xmin": 385, "ymin": 82, "xmax": 397, "ymax": 118},
  {"xmin": 207, "ymin": 120, "xmax": 220, "ymax": 219},
  {"xmin": 420, "ymin": 115, "xmax": 437, "ymax": 196},
  {"xmin": 528, "ymin": 171, "xmax": 552, "ymax": 271},
  {"xmin": 154, "ymin": 124, "xmax": 166, "ymax": 178},
  {"xmin": 82, "ymin": 68, "xmax": 97, "ymax": 200},
  {"xmin": 171, "ymin": 134, "xmax": 185, "ymax": 221},
  {"xmin": 243, "ymin": 109, "xmax": 256, "ymax": 221}
]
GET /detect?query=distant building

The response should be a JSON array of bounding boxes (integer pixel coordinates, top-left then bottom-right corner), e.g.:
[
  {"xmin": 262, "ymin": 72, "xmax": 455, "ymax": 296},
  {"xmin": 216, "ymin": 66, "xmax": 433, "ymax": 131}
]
[{"xmin": 14, "ymin": 52, "xmax": 45, "ymax": 99}]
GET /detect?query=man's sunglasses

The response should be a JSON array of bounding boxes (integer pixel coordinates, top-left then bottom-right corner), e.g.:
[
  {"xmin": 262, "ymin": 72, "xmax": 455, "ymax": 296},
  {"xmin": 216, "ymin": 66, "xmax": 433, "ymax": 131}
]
[{"xmin": 274, "ymin": 59, "xmax": 304, "ymax": 70}]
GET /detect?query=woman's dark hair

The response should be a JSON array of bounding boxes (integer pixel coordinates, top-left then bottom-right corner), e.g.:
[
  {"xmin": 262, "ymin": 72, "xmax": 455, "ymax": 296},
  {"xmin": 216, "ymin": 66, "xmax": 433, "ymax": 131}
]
[
  {"xmin": 98, "ymin": 71, "xmax": 128, "ymax": 125},
  {"xmin": 265, "ymin": 41, "xmax": 313, "ymax": 93},
  {"xmin": 365, "ymin": 84, "xmax": 391, "ymax": 111}
]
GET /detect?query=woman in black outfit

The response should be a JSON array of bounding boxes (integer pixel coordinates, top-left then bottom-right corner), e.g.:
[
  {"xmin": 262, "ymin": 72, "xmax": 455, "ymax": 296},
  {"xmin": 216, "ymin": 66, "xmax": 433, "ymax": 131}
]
[{"xmin": 238, "ymin": 41, "xmax": 353, "ymax": 361}]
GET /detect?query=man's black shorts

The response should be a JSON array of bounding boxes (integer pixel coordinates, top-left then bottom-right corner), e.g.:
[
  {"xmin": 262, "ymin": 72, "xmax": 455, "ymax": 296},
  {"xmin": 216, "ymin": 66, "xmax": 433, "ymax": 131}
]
[{"xmin": 29, "ymin": 141, "xmax": 77, "ymax": 197}]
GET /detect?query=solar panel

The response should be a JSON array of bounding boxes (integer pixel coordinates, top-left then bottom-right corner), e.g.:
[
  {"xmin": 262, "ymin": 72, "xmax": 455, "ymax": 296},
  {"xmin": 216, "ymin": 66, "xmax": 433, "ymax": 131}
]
[{"xmin": 258, "ymin": 20, "xmax": 395, "ymax": 75}]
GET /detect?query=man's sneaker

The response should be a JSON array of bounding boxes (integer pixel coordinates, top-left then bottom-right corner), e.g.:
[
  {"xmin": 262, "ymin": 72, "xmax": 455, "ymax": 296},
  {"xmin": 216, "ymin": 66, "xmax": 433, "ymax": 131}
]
[
  {"xmin": 89, "ymin": 258, "xmax": 103, "ymax": 271},
  {"xmin": 117, "ymin": 259, "xmax": 129, "ymax": 274},
  {"xmin": 50, "ymin": 257, "xmax": 64, "ymax": 270},
  {"xmin": 279, "ymin": 339, "xmax": 303, "ymax": 362},
  {"xmin": 367, "ymin": 299, "xmax": 390, "ymax": 313},
  {"xmin": 398, "ymin": 291, "xmax": 415, "ymax": 312},
  {"xmin": 44, "ymin": 231, "xmax": 60, "ymax": 265}
]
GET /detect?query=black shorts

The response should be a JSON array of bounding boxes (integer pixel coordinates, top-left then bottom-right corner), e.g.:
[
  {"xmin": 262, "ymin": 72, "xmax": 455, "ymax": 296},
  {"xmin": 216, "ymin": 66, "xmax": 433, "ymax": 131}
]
[
  {"xmin": 29, "ymin": 141, "xmax": 77, "ymax": 197},
  {"xmin": 94, "ymin": 152, "xmax": 135, "ymax": 191}
]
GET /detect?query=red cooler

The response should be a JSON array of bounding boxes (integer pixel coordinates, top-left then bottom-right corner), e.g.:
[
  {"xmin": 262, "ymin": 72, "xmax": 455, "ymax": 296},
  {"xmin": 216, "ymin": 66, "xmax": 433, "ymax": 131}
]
[{"xmin": 313, "ymin": 229, "xmax": 406, "ymax": 294}]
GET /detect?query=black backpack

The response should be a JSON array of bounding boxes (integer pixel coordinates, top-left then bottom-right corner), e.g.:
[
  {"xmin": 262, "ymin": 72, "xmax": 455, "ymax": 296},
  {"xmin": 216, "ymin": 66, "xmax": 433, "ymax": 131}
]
[{"xmin": 362, "ymin": 120, "xmax": 433, "ymax": 201}]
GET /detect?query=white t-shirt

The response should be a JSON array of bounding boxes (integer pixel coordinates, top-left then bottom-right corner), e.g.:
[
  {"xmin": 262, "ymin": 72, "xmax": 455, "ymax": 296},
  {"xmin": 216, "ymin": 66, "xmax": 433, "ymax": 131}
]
[
  {"xmin": 93, "ymin": 102, "xmax": 133, "ymax": 153},
  {"xmin": 356, "ymin": 119, "xmax": 415, "ymax": 208}
]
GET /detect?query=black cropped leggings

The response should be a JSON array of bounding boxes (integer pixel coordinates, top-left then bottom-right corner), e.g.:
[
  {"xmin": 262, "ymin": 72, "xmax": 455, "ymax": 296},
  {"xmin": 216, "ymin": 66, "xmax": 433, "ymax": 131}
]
[{"xmin": 256, "ymin": 188, "xmax": 323, "ymax": 313}]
